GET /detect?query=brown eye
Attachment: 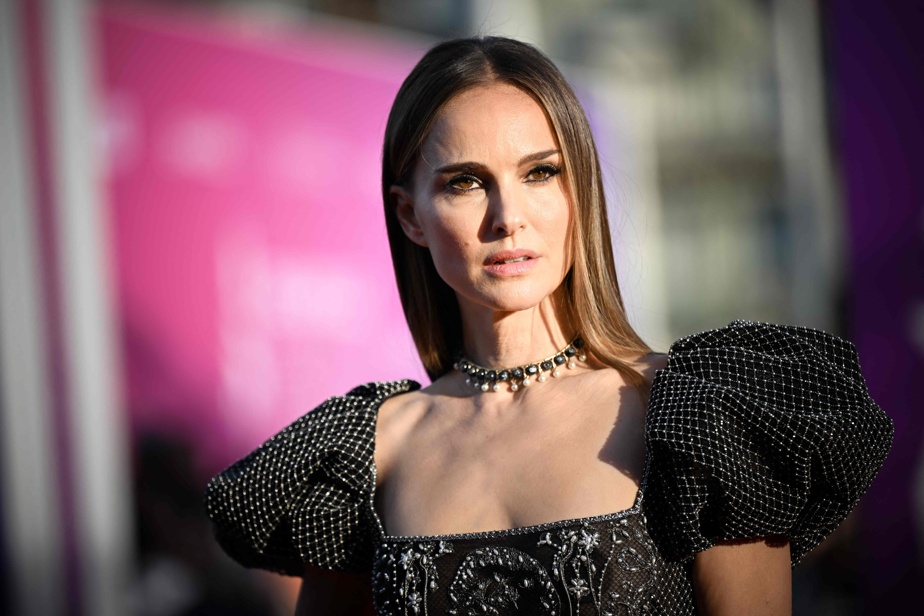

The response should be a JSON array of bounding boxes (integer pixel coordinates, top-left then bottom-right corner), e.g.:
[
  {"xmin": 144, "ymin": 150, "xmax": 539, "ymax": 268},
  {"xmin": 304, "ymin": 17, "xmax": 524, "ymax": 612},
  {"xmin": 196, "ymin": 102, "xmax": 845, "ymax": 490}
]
[
  {"xmin": 526, "ymin": 164, "xmax": 561, "ymax": 183},
  {"xmin": 446, "ymin": 175, "xmax": 480, "ymax": 193}
]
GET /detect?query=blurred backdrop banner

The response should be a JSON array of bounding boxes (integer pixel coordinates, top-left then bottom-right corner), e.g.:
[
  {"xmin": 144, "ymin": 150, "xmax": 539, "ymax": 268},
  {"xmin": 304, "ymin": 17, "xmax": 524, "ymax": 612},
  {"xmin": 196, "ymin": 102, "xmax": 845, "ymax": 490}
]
[{"xmin": 98, "ymin": 4, "xmax": 427, "ymax": 472}]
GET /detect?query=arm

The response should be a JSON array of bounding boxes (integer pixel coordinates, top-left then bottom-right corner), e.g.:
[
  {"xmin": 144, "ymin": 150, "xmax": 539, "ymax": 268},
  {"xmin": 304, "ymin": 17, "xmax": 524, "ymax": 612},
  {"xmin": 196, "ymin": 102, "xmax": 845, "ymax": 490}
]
[
  {"xmin": 691, "ymin": 537, "xmax": 792, "ymax": 616},
  {"xmin": 293, "ymin": 564, "xmax": 375, "ymax": 616}
]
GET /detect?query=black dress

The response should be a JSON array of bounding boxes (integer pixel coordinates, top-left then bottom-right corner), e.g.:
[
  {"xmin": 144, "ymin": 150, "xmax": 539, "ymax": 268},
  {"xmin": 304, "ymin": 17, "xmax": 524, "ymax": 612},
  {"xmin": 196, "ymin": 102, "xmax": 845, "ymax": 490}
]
[{"xmin": 206, "ymin": 321, "xmax": 892, "ymax": 615}]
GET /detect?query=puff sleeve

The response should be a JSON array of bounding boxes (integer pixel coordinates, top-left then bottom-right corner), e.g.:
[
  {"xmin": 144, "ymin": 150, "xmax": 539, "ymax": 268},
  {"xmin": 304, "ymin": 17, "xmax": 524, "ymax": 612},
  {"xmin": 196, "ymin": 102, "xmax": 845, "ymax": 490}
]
[
  {"xmin": 206, "ymin": 380, "xmax": 420, "ymax": 576},
  {"xmin": 644, "ymin": 320, "xmax": 892, "ymax": 566}
]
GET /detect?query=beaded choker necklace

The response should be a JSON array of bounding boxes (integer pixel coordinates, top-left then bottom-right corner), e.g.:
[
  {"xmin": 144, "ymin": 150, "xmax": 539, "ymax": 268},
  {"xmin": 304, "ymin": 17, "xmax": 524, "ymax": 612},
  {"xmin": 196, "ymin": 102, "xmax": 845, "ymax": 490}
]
[{"xmin": 454, "ymin": 337, "xmax": 586, "ymax": 393}]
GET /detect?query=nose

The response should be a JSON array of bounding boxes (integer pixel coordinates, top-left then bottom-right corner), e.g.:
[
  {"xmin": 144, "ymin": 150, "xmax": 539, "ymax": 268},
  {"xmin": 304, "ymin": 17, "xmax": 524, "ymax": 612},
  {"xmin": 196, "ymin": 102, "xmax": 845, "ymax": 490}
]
[{"xmin": 488, "ymin": 182, "xmax": 527, "ymax": 237}]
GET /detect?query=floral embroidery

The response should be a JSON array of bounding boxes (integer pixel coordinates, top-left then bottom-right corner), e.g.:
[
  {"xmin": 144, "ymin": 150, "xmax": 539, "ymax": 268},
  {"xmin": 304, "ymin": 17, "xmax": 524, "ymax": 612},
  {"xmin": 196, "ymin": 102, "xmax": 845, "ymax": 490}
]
[
  {"xmin": 569, "ymin": 576, "xmax": 590, "ymax": 600},
  {"xmin": 537, "ymin": 517, "xmax": 658, "ymax": 615},
  {"xmin": 373, "ymin": 510, "xmax": 686, "ymax": 615},
  {"xmin": 447, "ymin": 547, "xmax": 559, "ymax": 615},
  {"xmin": 373, "ymin": 540, "xmax": 454, "ymax": 615},
  {"xmin": 539, "ymin": 525, "xmax": 608, "ymax": 611},
  {"xmin": 602, "ymin": 516, "xmax": 658, "ymax": 615}
]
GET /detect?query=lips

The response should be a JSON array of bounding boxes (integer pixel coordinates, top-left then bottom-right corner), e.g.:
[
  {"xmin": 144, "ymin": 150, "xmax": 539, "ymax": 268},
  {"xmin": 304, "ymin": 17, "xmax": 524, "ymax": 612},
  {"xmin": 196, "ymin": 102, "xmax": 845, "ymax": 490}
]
[
  {"xmin": 483, "ymin": 249, "xmax": 540, "ymax": 276},
  {"xmin": 484, "ymin": 249, "xmax": 539, "ymax": 266}
]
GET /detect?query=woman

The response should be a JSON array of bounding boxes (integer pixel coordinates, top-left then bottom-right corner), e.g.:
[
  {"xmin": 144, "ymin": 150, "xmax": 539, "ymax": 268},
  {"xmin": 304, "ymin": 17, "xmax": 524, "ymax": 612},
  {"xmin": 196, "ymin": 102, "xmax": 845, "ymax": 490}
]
[{"xmin": 207, "ymin": 37, "xmax": 892, "ymax": 615}]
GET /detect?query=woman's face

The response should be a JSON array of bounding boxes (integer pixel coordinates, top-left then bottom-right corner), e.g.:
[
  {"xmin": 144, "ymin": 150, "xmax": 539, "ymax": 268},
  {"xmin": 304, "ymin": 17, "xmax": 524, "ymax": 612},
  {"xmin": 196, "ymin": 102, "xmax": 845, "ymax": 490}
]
[{"xmin": 393, "ymin": 83, "xmax": 572, "ymax": 314}]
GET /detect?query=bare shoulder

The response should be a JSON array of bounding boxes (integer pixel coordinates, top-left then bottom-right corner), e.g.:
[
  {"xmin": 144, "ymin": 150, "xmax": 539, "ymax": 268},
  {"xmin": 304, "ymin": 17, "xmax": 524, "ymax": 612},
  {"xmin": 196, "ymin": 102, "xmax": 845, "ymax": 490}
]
[
  {"xmin": 374, "ymin": 387, "xmax": 431, "ymax": 483},
  {"xmin": 631, "ymin": 351, "xmax": 669, "ymax": 386},
  {"xmin": 565, "ymin": 351, "xmax": 667, "ymax": 400}
]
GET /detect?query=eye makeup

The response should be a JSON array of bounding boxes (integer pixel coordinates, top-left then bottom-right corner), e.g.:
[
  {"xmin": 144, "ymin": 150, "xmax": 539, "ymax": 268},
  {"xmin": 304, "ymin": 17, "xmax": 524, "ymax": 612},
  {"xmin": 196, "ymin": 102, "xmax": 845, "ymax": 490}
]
[{"xmin": 442, "ymin": 163, "xmax": 562, "ymax": 196}]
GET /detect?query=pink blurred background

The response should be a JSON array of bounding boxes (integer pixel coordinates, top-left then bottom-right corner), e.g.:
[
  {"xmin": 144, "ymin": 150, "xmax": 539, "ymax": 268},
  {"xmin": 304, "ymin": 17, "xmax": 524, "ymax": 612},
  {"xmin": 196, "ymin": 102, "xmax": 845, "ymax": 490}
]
[{"xmin": 100, "ymin": 5, "xmax": 426, "ymax": 471}]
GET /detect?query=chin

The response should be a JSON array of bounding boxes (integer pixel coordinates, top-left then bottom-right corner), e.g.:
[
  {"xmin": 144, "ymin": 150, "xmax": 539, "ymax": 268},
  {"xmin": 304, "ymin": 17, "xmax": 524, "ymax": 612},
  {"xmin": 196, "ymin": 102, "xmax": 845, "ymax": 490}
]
[{"xmin": 466, "ymin": 282, "xmax": 559, "ymax": 314}]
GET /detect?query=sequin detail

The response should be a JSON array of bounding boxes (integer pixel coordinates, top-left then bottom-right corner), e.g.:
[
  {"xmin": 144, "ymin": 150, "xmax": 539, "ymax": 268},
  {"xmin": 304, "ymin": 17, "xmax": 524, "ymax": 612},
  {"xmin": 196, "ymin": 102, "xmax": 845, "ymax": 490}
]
[
  {"xmin": 206, "ymin": 321, "xmax": 893, "ymax": 614},
  {"xmin": 644, "ymin": 320, "xmax": 894, "ymax": 565},
  {"xmin": 206, "ymin": 380, "xmax": 420, "ymax": 575}
]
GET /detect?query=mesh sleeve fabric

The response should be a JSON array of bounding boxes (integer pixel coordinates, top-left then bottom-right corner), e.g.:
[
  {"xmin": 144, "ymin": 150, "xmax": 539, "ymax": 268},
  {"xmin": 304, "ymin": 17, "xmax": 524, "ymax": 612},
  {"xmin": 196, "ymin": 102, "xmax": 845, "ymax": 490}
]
[
  {"xmin": 205, "ymin": 380, "xmax": 420, "ymax": 576},
  {"xmin": 644, "ymin": 320, "xmax": 893, "ymax": 566}
]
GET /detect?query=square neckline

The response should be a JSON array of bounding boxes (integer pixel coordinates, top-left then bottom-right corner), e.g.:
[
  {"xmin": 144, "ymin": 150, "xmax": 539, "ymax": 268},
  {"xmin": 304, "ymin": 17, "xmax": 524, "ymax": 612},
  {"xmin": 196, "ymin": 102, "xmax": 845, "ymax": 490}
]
[{"xmin": 367, "ymin": 368, "xmax": 663, "ymax": 543}]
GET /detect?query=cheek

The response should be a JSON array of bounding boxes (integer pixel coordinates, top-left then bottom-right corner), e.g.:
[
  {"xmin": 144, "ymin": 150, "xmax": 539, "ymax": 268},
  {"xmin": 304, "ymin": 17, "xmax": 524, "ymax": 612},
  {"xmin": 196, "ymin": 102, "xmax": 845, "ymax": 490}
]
[
  {"xmin": 420, "ymin": 210, "xmax": 478, "ymax": 270},
  {"xmin": 534, "ymin": 191, "xmax": 573, "ymax": 253}
]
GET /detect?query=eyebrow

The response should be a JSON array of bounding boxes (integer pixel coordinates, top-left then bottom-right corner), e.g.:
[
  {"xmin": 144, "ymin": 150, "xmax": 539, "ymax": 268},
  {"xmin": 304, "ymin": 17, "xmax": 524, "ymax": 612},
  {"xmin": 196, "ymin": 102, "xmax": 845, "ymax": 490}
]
[{"xmin": 432, "ymin": 149, "xmax": 561, "ymax": 174}]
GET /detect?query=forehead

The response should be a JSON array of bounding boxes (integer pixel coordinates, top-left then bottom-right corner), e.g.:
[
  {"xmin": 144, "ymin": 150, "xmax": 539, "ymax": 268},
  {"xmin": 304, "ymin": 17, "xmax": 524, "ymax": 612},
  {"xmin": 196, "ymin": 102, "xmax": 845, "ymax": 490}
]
[{"xmin": 420, "ymin": 83, "xmax": 559, "ymax": 165}]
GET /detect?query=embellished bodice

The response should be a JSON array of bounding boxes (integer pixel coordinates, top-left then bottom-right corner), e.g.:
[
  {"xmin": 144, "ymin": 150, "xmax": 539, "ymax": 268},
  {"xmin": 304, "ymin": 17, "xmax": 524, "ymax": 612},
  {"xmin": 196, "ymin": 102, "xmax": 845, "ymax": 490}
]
[
  {"xmin": 372, "ymin": 495, "xmax": 694, "ymax": 615},
  {"xmin": 206, "ymin": 321, "xmax": 893, "ymax": 616}
]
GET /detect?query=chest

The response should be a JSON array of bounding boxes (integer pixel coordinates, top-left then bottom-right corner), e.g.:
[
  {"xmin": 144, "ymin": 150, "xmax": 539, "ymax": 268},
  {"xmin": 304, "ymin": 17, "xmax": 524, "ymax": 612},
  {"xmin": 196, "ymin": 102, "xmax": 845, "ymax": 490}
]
[{"xmin": 377, "ymin": 386, "xmax": 647, "ymax": 537}]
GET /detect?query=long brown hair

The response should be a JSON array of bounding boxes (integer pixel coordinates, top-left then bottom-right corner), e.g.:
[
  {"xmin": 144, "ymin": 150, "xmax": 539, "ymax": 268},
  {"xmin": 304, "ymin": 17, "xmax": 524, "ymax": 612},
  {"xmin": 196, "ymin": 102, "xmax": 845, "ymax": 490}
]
[{"xmin": 382, "ymin": 36, "xmax": 651, "ymax": 388}]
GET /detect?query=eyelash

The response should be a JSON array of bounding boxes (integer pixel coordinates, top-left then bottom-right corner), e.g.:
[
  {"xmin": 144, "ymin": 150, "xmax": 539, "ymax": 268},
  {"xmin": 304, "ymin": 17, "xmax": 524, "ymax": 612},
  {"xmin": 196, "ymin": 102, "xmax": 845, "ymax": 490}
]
[
  {"xmin": 526, "ymin": 164, "xmax": 562, "ymax": 183},
  {"xmin": 445, "ymin": 164, "xmax": 562, "ymax": 194}
]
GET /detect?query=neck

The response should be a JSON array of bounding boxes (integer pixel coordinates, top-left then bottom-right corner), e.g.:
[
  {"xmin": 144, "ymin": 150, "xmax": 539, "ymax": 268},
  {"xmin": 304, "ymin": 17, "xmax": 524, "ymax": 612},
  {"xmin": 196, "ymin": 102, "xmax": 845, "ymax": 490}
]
[{"xmin": 457, "ymin": 292, "xmax": 576, "ymax": 370}]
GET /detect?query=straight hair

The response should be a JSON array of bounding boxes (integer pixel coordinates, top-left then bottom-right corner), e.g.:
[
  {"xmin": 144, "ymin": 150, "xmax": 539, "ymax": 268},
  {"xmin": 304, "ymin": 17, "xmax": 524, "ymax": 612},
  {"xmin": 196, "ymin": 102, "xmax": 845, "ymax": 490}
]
[{"xmin": 382, "ymin": 36, "xmax": 651, "ymax": 389}]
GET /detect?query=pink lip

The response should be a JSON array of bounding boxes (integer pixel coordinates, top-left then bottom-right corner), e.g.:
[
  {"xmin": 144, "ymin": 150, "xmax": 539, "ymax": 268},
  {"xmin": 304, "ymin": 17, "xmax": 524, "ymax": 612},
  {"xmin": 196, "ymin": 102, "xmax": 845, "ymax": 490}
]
[{"xmin": 483, "ymin": 249, "xmax": 540, "ymax": 276}]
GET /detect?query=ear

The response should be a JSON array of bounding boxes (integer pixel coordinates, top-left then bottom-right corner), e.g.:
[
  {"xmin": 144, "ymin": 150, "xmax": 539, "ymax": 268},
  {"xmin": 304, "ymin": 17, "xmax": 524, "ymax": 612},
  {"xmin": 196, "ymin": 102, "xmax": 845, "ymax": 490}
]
[{"xmin": 391, "ymin": 185, "xmax": 428, "ymax": 248}]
